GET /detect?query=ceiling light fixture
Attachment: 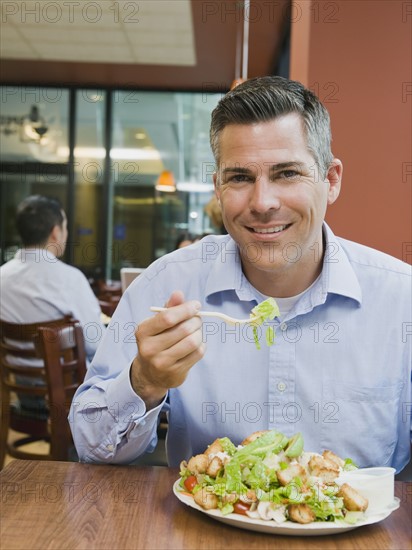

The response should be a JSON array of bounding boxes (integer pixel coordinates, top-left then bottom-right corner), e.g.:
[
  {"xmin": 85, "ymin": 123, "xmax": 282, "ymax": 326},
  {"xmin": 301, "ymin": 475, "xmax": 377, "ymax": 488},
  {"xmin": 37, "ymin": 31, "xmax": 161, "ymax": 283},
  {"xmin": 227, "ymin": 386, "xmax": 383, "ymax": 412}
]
[{"xmin": 155, "ymin": 169, "xmax": 176, "ymax": 193}]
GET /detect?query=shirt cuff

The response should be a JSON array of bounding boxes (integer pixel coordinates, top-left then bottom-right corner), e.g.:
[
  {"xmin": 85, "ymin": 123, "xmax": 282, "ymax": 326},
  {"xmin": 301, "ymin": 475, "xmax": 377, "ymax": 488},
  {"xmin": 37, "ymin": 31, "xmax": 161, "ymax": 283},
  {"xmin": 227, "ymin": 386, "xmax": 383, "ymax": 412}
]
[{"xmin": 104, "ymin": 362, "xmax": 167, "ymax": 430}]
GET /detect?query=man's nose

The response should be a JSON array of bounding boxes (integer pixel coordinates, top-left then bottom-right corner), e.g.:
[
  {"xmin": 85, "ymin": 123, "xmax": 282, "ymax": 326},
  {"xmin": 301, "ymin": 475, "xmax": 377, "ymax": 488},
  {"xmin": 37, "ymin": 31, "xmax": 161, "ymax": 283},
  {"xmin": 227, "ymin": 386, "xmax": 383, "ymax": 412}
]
[{"xmin": 249, "ymin": 178, "xmax": 281, "ymax": 213}]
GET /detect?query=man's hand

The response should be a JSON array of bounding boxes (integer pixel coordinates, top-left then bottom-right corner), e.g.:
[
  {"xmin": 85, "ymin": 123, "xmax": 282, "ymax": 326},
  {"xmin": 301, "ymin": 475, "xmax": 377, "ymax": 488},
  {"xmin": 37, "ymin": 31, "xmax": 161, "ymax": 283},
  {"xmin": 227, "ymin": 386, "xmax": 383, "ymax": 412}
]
[{"xmin": 130, "ymin": 291, "xmax": 205, "ymax": 410}]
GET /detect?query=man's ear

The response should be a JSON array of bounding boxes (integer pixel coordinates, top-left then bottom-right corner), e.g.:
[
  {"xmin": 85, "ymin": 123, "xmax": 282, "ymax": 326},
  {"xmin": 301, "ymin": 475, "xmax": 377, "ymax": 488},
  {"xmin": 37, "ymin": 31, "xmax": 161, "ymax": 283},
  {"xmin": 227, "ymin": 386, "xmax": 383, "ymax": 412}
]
[
  {"xmin": 49, "ymin": 224, "xmax": 60, "ymax": 242},
  {"xmin": 326, "ymin": 159, "xmax": 343, "ymax": 205}
]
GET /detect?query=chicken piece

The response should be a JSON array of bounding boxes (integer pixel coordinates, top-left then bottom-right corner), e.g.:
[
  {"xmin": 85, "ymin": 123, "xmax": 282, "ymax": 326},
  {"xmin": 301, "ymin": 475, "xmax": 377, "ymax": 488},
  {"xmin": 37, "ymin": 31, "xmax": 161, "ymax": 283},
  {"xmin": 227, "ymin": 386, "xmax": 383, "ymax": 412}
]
[
  {"xmin": 241, "ymin": 430, "xmax": 269, "ymax": 446},
  {"xmin": 193, "ymin": 487, "xmax": 219, "ymax": 510},
  {"xmin": 206, "ymin": 456, "xmax": 223, "ymax": 478},
  {"xmin": 309, "ymin": 455, "xmax": 340, "ymax": 483},
  {"xmin": 276, "ymin": 463, "xmax": 307, "ymax": 486},
  {"xmin": 288, "ymin": 503, "xmax": 316, "ymax": 524},
  {"xmin": 322, "ymin": 450, "xmax": 345, "ymax": 469},
  {"xmin": 221, "ymin": 492, "xmax": 238, "ymax": 504},
  {"xmin": 187, "ymin": 454, "xmax": 209, "ymax": 474},
  {"xmin": 337, "ymin": 483, "xmax": 368, "ymax": 512},
  {"xmin": 240, "ymin": 489, "xmax": 258, "ymax": 503},
  {"xmin": 204, "ymin": 438, "xmax": 224, "ymax": 457}
]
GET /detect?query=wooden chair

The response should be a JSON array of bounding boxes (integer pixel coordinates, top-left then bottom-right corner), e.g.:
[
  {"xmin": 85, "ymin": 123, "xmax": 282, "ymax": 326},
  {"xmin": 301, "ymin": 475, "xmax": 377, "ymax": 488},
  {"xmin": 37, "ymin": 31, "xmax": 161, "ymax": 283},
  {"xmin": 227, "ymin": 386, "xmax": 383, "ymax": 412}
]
[
  {"xmin": 35, "ymin": 322, "xmax": 87, "ymax": 462},
  {"xmin": 0, "ymin": 317, "xmax": 84, "ymax": 469}
]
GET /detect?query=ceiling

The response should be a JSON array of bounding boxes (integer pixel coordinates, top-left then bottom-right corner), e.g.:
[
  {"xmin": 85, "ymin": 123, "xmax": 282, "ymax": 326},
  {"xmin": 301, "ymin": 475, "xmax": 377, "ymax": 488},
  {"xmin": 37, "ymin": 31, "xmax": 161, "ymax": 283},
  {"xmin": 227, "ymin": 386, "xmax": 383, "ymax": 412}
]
[
  {"xmin": 1, "ymin": 1, "xmax": 197, "ymax": 66},
  {"xmin": 0, "ymin": 0, "xmax": 290, "ymax": 91}
]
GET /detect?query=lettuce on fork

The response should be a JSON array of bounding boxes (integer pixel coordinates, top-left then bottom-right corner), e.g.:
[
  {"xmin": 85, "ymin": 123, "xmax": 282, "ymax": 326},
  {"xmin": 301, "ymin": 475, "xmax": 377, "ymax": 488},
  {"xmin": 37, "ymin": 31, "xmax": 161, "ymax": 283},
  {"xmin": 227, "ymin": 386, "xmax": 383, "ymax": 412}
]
[{"xmin": 250, "ymin": 297, "xmax": 280, "ymax": 349}]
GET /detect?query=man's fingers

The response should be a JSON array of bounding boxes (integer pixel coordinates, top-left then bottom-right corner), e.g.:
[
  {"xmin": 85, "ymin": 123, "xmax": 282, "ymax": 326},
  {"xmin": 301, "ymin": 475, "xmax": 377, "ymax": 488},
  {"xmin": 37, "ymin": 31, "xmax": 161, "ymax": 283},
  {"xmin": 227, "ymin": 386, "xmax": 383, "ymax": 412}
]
[
  {"xmin": 145, "ymin": 336, "xmax": 206, "ymax": 389},
  {"xmin": 132, "ymin": 295, "xmax": 204, "ymax": 399},
  {"xmin": 143, "ymin": 300, "xmax": 201, "ymax": 337},
  {"xmin": 138, "ymin": 314, "xmax": 202, "ymax": 358},
  {"xmin": 165, "ymin": 290, "xmax": 185, "ymax": 308},
  {"xmin": 149, "ymin": 323, "xmax": 204, "ymax": 368}
]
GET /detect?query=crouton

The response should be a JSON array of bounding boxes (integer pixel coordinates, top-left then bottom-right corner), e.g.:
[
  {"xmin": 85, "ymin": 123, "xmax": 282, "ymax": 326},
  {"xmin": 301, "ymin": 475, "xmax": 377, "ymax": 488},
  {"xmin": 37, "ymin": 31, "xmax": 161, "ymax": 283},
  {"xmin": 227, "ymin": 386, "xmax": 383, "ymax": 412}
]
[
  {"xmin": 241, "ymin": 430, "xmax": 269, "ymax": 446},
  {"xmin": 204, "ymin": 438, "xmax": 224, "ymax": 456},
  {"xmin": 187, "ymin": 454, "xmax": 209, "ymax": 474},
  {"xmin": 193, "ymin": 487, "xmax": 219, "ymax": 510},
  {"xmin": 322, "ymin": 450, "xmax": 345, "ymax": 469},
  {"xmin": 309, "ymin": 455, "xmax": 340, "ymax": 483},
  {"xmin": 337, "ymin": 483, "xmax": 368, "ymax": 512},
  {"xmin": 288, "ymin": 503, "xmax": 316, "ymax": 524},
  {"xmin": 206, "ymin": 456, "xmax": 224, "ymax": 478},
  {"xmin": 276, "ymin": 463, "xmax": 307, "ymax": 486},
  {"xmin": 221, "ymin": 492, "xmax": 238, "ymax": 504},
  {"xmin": 241, "ymin": 489, "xmax": 258, "ymax": 503}
]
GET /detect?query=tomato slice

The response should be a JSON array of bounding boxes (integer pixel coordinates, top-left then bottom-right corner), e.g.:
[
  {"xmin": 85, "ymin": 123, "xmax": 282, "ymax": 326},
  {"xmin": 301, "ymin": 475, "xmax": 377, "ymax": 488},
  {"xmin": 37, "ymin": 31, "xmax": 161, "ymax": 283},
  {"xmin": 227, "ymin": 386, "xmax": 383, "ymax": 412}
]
[
  {"xmin": 233, "ymin": 501, "xmax": 251, "ymax": 516},
  {"xmin": 184, "ymin": 475, "xmax": 198, "ymax": 493}
]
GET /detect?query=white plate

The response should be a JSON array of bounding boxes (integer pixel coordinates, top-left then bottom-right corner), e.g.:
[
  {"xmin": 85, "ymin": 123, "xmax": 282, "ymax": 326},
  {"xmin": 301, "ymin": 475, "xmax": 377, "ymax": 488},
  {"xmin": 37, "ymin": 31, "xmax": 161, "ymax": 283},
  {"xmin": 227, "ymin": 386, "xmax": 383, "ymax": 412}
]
[{"xmin": 173, "ymin": 480, "xmax": 400, "ymax": 536}]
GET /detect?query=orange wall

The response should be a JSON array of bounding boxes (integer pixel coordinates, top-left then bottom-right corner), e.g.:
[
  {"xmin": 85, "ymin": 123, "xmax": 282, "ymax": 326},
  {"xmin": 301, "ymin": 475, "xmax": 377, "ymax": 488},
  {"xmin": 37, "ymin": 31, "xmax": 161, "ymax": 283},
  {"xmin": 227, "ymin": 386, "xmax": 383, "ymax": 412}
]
[{"xmin": 290, "ymin": 0, "xmax": 411, "ymax": 262}]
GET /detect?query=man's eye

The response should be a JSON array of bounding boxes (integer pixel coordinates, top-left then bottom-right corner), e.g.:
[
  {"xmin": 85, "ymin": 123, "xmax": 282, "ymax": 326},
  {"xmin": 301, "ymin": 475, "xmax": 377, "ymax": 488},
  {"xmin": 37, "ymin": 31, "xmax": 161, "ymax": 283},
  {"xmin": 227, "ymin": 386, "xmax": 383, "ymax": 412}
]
[
  {"xmin": 227, "ymin": 174, "xmax": 253, "ymax": 184},
  {"xmin": 279, "ymin": 170, "xmax": 300, "ymax": 180}
]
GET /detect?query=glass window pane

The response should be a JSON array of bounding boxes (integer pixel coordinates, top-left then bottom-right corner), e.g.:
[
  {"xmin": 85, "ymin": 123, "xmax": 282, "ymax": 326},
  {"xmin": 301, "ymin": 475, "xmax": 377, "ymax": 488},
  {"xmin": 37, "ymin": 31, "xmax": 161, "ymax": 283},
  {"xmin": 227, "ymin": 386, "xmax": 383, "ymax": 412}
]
[
  {"xmin": 0, "ymin": 169, "xmax": 69, "ymax": 264},
  {"xmin": 0, "ymin": 86, "xmax": 69, "ymax": 163},
  {"xmin": 109, "ymin": 90, "xmax": 221, "ymax": 276},
  {"xmin": 0, "ymin": 86, "xmax": 70, "ymax": 265},
  {"xmin": 73, "ymin": 90, "xmax": 106, "ymax": 279}
]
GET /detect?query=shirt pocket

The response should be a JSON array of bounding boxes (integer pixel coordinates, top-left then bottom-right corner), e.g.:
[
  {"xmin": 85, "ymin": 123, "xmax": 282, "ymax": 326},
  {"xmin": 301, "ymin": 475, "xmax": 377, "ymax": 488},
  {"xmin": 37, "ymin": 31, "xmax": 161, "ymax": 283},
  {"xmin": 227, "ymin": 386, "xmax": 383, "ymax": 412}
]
[{"xmin": 322, "ymin": 380, "xmax": 404, "ymax": 467}]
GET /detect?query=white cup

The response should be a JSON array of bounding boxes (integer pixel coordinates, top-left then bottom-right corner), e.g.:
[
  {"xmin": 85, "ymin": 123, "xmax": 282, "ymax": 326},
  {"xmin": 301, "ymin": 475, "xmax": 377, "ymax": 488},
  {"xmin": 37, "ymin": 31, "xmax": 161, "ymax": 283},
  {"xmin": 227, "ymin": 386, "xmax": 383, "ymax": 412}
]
[{"xmin": 337, "ymin": 467, "xmax": 395, "ymax": 514}]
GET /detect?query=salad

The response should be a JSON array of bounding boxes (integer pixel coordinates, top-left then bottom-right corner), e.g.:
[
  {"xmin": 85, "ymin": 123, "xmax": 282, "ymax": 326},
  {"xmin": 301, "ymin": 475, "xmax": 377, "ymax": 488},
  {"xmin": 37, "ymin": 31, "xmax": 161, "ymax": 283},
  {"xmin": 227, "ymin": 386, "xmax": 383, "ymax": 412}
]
[
  {"xmin": 250, "ymin": 297, "xmax": 280, "ymax": 350},
  {"xmin": 179, "ymin": 430, "xmax": 368, "ymax": 525}
]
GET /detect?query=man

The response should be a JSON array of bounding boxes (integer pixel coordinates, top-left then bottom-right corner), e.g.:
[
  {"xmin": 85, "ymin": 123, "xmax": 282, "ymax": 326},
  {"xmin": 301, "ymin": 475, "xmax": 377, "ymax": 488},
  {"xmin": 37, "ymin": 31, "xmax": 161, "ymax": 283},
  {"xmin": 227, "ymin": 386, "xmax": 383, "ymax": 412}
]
[
  {"xmin": 70, "ymin": 77, "xmax": 411, "ymax": 474},
  {"xmin": 1, "ymin": 195, "xmax": 104, "ymax": 413}
]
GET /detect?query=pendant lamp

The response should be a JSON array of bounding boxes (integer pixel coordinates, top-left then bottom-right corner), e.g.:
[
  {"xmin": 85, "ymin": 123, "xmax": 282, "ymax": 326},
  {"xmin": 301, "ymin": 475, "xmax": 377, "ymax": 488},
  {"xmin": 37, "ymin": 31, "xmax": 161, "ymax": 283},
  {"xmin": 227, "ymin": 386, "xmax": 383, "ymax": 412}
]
[{"xmin": 155, "ymin": 169, "xmax": 176, "ymax": 193}]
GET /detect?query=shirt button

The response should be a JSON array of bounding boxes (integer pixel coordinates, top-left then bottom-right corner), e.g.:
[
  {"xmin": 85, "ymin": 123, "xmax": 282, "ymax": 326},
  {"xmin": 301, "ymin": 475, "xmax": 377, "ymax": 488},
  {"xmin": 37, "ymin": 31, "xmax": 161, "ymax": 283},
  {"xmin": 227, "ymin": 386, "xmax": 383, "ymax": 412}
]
[
  {"xmin": 106, "ymin": 444, "xmax": 114, "ymax": 451},
  {"xmin": 277, "ymin": 382, "xmax": 287, "ymax": 392},
  {"xmin": 280, "ymin": 323, "xmax": 287, "ymax": 331}
]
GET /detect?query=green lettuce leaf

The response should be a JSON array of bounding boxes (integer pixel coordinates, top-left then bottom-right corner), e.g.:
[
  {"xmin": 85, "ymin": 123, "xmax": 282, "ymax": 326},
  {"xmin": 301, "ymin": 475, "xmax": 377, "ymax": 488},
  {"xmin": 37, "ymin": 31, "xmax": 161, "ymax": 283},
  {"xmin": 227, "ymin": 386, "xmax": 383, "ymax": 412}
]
[{"xmin": 250, "ymin": 298, "xmax": 280, "ymax": 350}]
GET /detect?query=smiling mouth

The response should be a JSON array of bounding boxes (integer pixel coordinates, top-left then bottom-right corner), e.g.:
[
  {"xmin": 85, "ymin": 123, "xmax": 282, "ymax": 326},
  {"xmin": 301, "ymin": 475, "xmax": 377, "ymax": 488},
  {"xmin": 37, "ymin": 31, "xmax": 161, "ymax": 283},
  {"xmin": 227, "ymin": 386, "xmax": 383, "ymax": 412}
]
[{"xmin": 249, "ymin": 224, "xmax": 292, "ymax": 234}]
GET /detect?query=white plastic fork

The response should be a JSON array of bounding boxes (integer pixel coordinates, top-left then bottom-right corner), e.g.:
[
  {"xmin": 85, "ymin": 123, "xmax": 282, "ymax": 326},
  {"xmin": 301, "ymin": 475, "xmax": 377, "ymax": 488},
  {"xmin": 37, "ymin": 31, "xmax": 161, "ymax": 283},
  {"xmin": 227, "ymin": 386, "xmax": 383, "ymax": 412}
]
[{"xmin": 150, "ymin": 306, "xmax": 258, "ymax": 325}]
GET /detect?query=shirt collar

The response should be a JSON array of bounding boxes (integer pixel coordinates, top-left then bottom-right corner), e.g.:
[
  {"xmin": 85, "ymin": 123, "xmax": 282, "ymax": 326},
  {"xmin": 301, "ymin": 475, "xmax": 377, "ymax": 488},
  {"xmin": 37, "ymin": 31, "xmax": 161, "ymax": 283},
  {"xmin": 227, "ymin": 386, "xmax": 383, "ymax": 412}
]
[
  {"xmin": 203, "ymin": 225, "xmax": 362, "ymax": 306},
  {"xmin": 16, "ymin": 247, "xmax": 59, "ymax": 262},
  {"xmin": 321, "ymin": 222, "xmax": 362, "ymax": 305},
  {"xmin": 204, "ymin": 236, "xmax": 247, "ymax": 300}
]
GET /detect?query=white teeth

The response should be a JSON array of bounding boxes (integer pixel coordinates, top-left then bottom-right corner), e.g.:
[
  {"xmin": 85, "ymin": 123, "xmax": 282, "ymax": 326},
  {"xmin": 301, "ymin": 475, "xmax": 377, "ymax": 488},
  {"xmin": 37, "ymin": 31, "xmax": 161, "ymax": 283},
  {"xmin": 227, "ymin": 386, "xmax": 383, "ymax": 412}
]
[{"xmin": 254, "ymin": 225, "xmax": 287, "ymax": 234}]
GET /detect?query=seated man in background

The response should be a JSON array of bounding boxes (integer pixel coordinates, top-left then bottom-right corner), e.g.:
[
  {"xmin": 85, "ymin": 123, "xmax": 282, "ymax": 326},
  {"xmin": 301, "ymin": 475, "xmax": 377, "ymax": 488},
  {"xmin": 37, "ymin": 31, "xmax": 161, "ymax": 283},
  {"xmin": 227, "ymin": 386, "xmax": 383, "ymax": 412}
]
[
  {"xmin": 0, "ymin": 194, "xmax": 104, "ymax": 415},
  {"xmin": 70, "ymin": 77, "xmax": 411, "ymax": 474}
]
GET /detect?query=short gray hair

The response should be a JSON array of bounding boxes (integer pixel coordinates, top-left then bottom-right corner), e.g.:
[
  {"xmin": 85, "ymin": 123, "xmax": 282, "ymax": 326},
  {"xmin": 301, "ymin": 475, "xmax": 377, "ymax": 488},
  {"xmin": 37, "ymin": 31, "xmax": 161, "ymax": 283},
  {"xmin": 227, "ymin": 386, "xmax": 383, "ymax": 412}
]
[{"xmin": 210, "ymin": 76, "xmax": 334, "ymax": 176}]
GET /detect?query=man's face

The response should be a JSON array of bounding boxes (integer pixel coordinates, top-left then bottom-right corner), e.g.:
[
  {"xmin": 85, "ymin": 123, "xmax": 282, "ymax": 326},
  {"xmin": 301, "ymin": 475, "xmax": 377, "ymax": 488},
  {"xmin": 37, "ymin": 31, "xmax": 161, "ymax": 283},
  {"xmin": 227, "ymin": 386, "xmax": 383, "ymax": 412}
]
[{"xmin": 213, "ymin": 113, "xmax": 341, "ymax": 296}]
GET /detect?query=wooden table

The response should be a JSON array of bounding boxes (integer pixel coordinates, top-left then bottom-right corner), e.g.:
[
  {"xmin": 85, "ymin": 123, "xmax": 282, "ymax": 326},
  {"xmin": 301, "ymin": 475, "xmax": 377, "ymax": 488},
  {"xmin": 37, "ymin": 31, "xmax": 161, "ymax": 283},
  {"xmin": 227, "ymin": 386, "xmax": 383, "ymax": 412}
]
[{"xmin": 1, "ymin": 460, "xmax": 411, "ymax": 550}]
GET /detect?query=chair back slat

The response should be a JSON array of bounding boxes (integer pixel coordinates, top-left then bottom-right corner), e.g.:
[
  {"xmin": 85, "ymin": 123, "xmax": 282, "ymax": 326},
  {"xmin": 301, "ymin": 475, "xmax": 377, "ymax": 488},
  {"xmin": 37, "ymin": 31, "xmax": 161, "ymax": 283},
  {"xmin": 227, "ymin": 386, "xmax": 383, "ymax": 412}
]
[
  {"xmin": 1, "ymin": 361, "xmax": 46, "ymax": 376},
  {"xmin": 3, "ymin": 382, "xmax": 48, "ymax": 396},
  {"xmin": 1, "ymin": 316, "xmax": 73, "ymax": 340},
  {"xmin": 1, "ymin": 343, "xmax": 39, "ymax": 358}
]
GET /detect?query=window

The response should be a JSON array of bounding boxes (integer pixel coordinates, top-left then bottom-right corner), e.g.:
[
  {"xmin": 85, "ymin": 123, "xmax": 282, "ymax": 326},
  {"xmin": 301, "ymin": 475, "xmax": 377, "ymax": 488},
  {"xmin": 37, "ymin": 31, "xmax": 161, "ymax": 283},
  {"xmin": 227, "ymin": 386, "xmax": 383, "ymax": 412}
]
[{"xmin": 0, "ymin": 86, "xmax": 221, "ymax": 279}]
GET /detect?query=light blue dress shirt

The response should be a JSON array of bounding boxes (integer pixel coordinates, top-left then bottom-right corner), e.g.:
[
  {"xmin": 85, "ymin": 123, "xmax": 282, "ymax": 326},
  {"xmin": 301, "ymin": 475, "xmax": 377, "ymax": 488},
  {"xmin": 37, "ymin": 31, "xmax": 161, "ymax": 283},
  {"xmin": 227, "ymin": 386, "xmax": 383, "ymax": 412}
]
[{"xmin": 70, "ymin": 224, "xmax": 411, "ymax": 473}]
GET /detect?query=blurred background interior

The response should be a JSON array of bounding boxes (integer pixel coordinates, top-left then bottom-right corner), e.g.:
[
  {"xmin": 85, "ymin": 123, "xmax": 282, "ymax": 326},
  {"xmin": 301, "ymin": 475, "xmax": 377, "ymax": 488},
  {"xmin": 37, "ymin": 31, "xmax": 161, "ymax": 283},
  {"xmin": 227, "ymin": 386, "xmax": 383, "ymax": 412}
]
[{"xmin": 0, "ymin": 0, "xmax": 410, "ymax": 285}]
